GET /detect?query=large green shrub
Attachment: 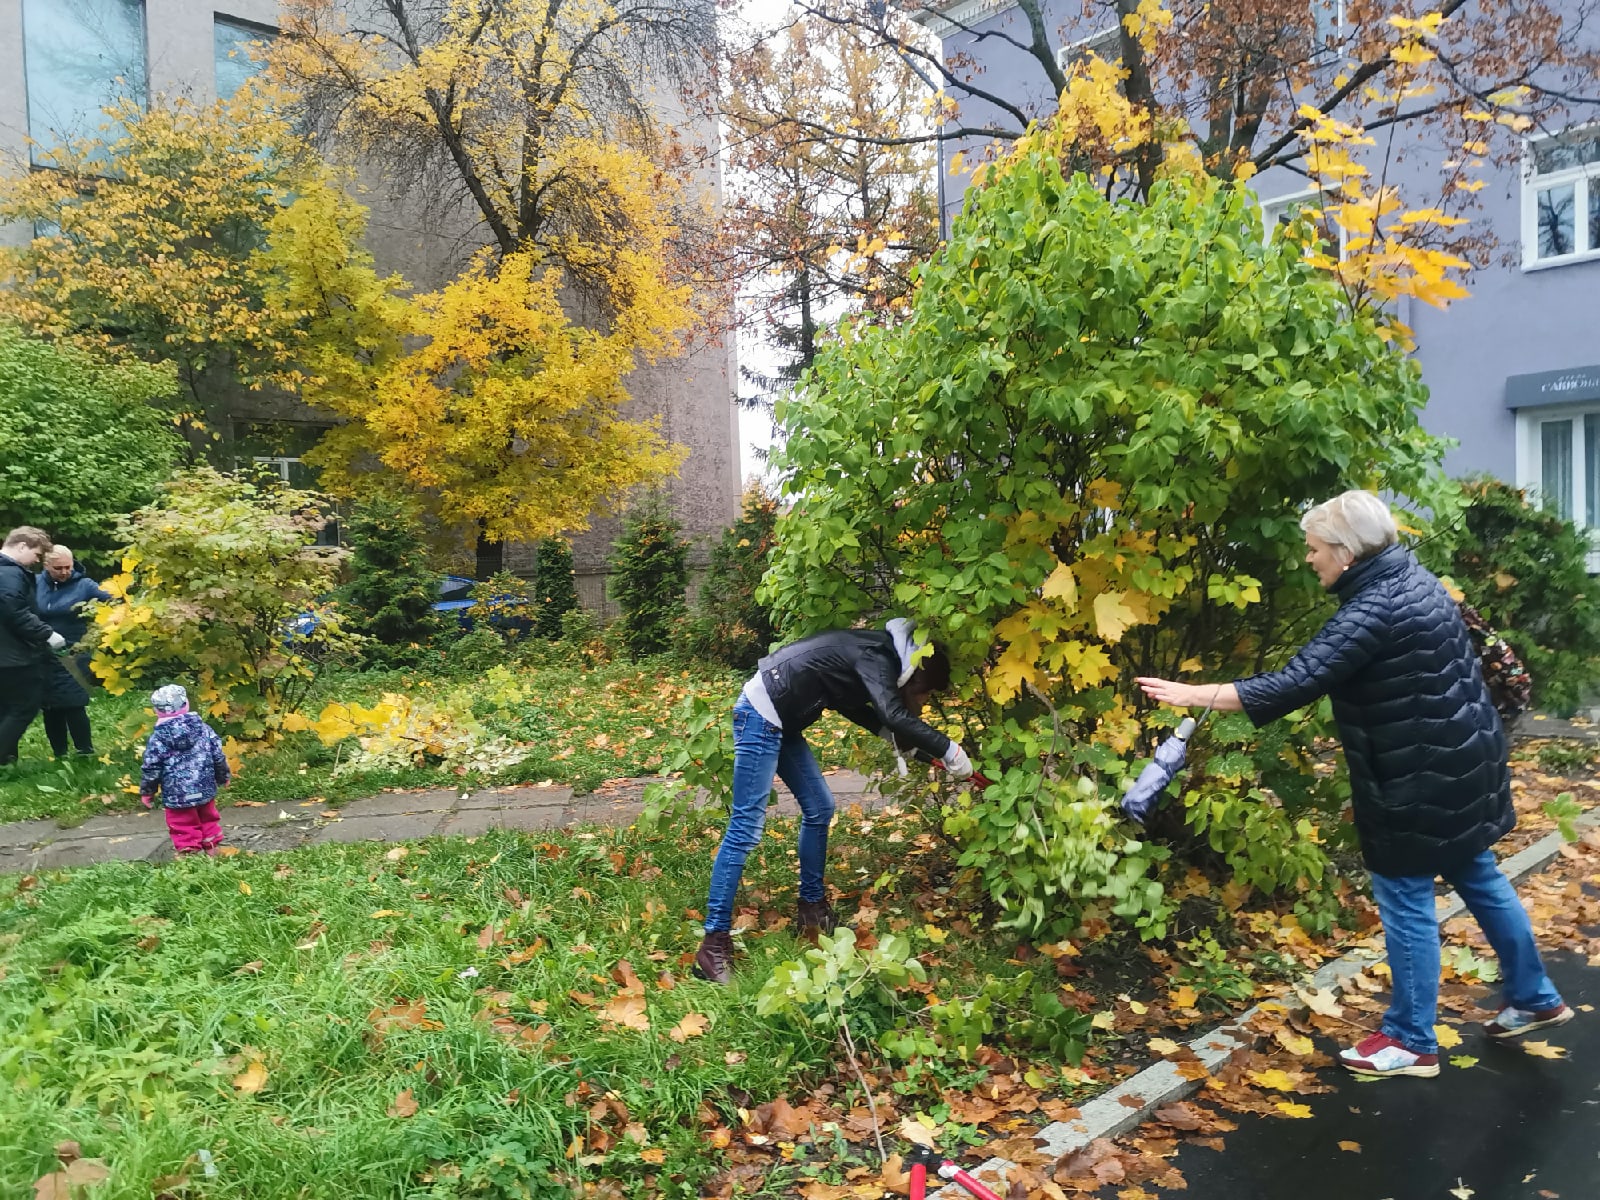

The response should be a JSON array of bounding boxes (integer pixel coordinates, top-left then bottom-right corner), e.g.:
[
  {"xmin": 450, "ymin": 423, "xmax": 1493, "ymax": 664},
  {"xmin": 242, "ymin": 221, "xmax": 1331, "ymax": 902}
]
[
  {"xmin": 0, "ymin": 325, "xmax": 182, "ymax": 558},
  {"xmin": 89, "ymin": 468, "xmax": 353, "ymax": 735},
  {"xmin": 1421, "ymin": 477, "xmax": 1600, "ymax": 715},
  {"xmin": 342, "ymin": 495, "xmax": 440, "ymax": 655},
  {"xmin": 683, "ymin": 485, "xmax": 779, "ymax": 669},
  {"xmin": 761, "ymin": 162, "xmax": 1451, "ymax": 938},
  {"xmin": 609, "ymin": 497, "xmax": 689, "ymax": 660}
]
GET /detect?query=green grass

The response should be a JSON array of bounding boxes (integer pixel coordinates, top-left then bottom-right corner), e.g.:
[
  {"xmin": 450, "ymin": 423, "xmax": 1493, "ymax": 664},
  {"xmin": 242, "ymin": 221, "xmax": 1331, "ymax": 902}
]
[
  {"xmin": 0, "ymin": 652, "xmax": 746, "ymax": 828},
  {"xmin": 1, "ymin": 817, "xmax": 921, "ymax": 1199}
]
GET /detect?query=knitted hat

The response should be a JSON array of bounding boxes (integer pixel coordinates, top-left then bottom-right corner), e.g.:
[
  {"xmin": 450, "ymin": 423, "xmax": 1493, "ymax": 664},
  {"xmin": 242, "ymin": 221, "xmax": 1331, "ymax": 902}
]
[{"xmin": 150, "ymin": 684, "xmax": 189, "ymax": 714}]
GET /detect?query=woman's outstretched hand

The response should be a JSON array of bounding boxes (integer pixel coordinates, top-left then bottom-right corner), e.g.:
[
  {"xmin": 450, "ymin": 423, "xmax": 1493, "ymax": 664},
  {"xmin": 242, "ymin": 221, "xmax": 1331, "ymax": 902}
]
[{"xmin": 1136, "ymin": 678, "xmax": 1244, "ymax": 712}]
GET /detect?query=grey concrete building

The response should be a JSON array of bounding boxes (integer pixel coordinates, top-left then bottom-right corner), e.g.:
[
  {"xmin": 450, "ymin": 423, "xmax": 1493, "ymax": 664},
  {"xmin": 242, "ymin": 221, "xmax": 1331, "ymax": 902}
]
[{"xmin": 0, "ymin": 0, "xmax": 740, "ymax": 610}]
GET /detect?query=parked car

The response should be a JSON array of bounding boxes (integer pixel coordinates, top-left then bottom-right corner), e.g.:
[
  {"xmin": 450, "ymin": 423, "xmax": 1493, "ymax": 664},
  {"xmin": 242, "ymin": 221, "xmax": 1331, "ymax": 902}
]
[{"xmin": 287, "ymin": 575, "xmax": 537, "ymax": 643}]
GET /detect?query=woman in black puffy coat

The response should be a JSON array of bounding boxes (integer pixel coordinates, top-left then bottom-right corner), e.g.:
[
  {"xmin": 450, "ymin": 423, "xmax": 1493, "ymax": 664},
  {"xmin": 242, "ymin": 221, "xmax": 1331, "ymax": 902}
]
[{"xmin": 1138, "ymin": 490, "xmax": 1570, "ymax": 1080}]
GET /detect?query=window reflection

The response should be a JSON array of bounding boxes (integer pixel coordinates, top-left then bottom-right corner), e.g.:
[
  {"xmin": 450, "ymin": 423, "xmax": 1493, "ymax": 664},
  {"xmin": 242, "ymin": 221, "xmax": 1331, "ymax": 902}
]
[{"xmin": 22, "ymin": 0, "xmax": 147, "ymax": 164}]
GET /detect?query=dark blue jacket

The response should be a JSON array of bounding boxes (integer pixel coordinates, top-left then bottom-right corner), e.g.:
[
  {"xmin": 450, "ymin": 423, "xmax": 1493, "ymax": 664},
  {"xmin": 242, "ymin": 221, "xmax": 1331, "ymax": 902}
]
[
  {"xmin": 0, "ymin": 553, "xmax": 54, "ymax": 669},
  {"xmin": 1234, "ymin": 544, "xmax": 1513, "ymax": 878},
  {"xmin": 36, "ymin": 568, "xmax": 110, "ymax": 647}
]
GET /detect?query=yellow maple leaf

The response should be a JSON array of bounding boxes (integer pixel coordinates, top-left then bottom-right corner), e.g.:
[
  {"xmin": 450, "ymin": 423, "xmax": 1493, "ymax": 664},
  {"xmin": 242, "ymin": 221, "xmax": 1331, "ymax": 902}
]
[
  {"xmin": 1337, "ymin": 1140, "xmax": 1361, "ymax": 1152},
  {"xmin": 1274, "ymin": 1101, "xmax": 1313, "ymax": 1119},
  {"xmin": 1520, "ymin": 1040, "xmax": 1567, "ymax": 1059},
  {"xmin": 1147, "ymin": 1037, "xmax": 1182, "ymax": 1056},
  {"xmin": 1433, "ymin": 1024, "xmax": 1463, "ymax": 1049},
  {"xmin": 1169, "ymin": 985, "xmax": 1199, "ymax": 1009},
  {"xmin": 1250, "ymin": 1068, "xmax": 1298, "ymax": 1092},
  {"xmin": 1041, "ymin": 561, "xmax": 1079, "ymax": 608},
  {"xmin": 1093, "ymin": 591, "xmax": 1140, "ymax": 643}
]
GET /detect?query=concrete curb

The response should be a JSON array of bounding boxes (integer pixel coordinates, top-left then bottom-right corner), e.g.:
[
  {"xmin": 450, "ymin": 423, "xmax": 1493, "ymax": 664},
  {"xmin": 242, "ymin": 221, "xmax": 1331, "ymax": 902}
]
[{"xmin": 933, "ymin": 807, "xmax": 1600, "ymax": 1197}]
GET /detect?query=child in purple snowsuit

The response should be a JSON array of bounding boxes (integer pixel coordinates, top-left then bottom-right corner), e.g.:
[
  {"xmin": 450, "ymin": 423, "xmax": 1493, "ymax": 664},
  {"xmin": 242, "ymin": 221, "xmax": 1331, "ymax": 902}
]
[{"xmin": 140, "ymin": 684, "xmax": 231, "ymax": 855}]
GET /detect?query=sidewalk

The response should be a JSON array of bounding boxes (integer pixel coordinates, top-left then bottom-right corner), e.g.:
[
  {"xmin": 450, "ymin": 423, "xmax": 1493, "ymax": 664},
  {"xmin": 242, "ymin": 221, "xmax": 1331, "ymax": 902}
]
[
  {"xmin": 0, "ymin": 769, "xmax": 884, "ymax": 874},
  {"xmin": 1169, "ymin": 949, "xmax": 1600, "ymax": 1198}
]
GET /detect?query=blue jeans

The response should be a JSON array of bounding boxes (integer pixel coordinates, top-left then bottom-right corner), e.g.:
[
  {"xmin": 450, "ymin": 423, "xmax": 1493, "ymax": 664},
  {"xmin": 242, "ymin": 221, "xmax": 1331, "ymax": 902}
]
[
  {"xmin": 703, "ymin": 695, "xmax": 836, "ymax": 933},
  {"xmin": 1370, "ymin": 849, "xmax": 1564, "ymax": 1054}
]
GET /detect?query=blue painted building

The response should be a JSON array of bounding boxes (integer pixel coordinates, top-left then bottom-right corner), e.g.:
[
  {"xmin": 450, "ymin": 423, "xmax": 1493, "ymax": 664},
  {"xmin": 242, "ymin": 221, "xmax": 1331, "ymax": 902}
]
[{"xmin": 917, "ymin": 0, "xmax": 1600, "ymax": 531}]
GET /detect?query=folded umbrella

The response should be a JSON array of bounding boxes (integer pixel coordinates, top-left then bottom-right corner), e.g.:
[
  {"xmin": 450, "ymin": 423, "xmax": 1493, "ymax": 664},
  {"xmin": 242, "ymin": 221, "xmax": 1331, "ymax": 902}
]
[{"xmin": 1119, "ymin": 716, "xmax": 1196, "ymax": 824}]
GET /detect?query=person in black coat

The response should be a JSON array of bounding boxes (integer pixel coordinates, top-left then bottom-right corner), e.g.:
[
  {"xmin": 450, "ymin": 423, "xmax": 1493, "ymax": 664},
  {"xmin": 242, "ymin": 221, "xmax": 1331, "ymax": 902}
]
[
  {"xmin": 0, "ymin": 526, "xmax": 67, "ymax": 766},
  {"xmin": 695, "ymin": 619, "xmax": 972, "ymax": 984},
  {"xmin": 36, "ymin": 545, "xmax": 111, "ymax": 758},
  {"xmin": 1138, "ymin": 490, "xmax": 1571, "ymax": 1080}
]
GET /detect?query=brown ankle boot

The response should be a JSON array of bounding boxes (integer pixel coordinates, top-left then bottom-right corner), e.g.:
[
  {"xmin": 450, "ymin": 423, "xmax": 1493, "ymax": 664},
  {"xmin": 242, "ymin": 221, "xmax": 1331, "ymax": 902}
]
[
  {"xmin": 797, "ymin": 899, "xmax": 837, "ymax": 944},
  {"xmin": 694, "ymin": 930, "xmax": 735, "ymax": 984}
]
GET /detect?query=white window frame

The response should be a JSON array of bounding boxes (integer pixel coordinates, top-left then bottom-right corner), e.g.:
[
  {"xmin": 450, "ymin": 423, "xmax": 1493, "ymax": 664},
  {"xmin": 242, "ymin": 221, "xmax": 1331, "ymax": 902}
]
[
  {"xmin": 1258, "ymin": 186, "xmax": 1349, "ymax": 261},
  {"xmin": 252, "ymin": 456, "xmax": 341, "ymax": 545},
  {"xmin": 1521, "ymin": 122, "xmax": 1600, "ymax": 271},
  {"xmin": 1513, "ymin": 405, "xmax": 1600, "ymax": 571},
  {"xmin": 1056, "ymin": 26, "xmax": 1119, "ymax": 73}
]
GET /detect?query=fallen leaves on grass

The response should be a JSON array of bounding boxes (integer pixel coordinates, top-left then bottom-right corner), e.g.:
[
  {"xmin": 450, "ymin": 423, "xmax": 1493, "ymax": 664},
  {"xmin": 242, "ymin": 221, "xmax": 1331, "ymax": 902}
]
[
  {"xmin": 232, "ymin": 1060, "xmax": 268, "ymax": 1094},
  {"xmin": 387, "ymin": 1089, "xmax": 419, "ymax": 1118},
  {"xmin": 32, "ymin": 1158, "xmax": 110, "ymax": 1199},
  {"xmin": 668, "ymin": 1012, "xmax": 709, "ymax": 1042},
  {"xmin": 367, "ymin": 998, "xmax": 443, "ymax": 1044},
  {"xmin": 599, "ymin": 993, "xmax": 650, "ymax": 1032}
]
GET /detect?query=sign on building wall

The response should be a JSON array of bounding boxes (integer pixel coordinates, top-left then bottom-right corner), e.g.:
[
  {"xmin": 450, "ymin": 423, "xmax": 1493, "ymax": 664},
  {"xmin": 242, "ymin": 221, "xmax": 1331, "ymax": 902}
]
[{"xmin": 1505, "ymin": 365, "xmax": 1600, "ymax": 409}]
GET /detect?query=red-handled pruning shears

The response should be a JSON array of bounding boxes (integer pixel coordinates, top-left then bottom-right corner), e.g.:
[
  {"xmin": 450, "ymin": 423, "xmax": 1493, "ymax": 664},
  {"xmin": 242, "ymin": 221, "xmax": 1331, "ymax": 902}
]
[
  {"xmin": 933, "ymin": 761, "xmax": 995, "ymax": 790},
  {"xmin": 907, "ymin": 1145, "xmax": 1006, "ymax": 1200}
]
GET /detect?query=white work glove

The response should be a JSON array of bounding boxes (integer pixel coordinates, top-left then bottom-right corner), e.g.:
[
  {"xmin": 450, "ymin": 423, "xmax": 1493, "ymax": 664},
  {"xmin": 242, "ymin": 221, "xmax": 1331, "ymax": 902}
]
[
  {"xmin": 47, "ymin": 632, "xmax": 67, "ymax": 652},
  {"xmin": 941, "ymin": 741, "xmax": 973, "ymax": 781}
]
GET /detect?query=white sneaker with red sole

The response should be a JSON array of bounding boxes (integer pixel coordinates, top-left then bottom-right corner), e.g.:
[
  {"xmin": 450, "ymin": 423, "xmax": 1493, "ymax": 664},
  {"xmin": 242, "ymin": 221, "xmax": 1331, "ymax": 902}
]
[{"xmin": 1339, "ymin": 1032, "xmax": 1440, "ymax": 1078}]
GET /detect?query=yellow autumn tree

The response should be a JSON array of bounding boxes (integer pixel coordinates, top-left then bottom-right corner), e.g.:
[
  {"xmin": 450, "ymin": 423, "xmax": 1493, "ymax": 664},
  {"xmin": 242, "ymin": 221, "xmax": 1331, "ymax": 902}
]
[
  {"xmin": 0, "ymin": 84, "xmax": 362, "ymax": 441},
  {"xmin": 262, "ymin": 0, "xmax": 708, "ymax": 540}
]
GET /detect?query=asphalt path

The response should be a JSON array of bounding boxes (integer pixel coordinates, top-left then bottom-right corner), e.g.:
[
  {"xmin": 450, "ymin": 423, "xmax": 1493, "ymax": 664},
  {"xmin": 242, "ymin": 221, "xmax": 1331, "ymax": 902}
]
[{"xmin": 1172, "ymin": 952, "xmax": 1600, "ymax": 1200}]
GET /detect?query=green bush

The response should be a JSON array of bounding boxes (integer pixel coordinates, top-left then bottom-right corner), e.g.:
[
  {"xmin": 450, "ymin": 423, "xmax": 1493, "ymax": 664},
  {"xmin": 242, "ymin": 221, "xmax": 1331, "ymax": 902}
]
[
  {"xmin": 762, "ymin": 162, "xmax": 1450, "ymax": 939},
  {"xmin": 1420, "ymin": 477, "xmax": 1600, "ymax": 715},
  {"xmin": 88, "ymin": 467, "xmax": 354, "ymax": 736},
  {"xmin": 0, "ymin": 324, "xmax": 182, "ymax": 559},
  {"xmin": 342, "ymin": 495, "xmax": 440, "ymax": 657},
  {"xmin": 683, "ymin": 485, "xmax": 779, "ymax": 669},
  {"xmin": 444, "ymin": 626, "xmax": 509, "ymax": 676},
  {"xmin": 608, "ymin": 496, "xmax": 689, "ymax": 661},
  {"xmin": 533, "ymin": 538, "xmax": 578, "ymax": 639}
]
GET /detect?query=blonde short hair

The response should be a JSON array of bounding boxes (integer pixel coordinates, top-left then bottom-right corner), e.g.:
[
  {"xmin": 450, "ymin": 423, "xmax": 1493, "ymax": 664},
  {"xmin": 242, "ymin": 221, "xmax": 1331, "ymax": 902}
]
[
  {"xmin": 1301, "ymin": 490, "xmax": 1398, "ymax": 562},
  {"xmin": 44, "ymin": 544, "xmax": 73, "ymax": 563}
]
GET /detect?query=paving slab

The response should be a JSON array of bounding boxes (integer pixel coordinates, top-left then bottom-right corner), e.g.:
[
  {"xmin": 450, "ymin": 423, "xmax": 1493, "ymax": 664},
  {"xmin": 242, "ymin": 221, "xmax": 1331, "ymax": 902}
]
[
  {"xmin": 336, "ymin": 792, "xmax": 458, "ymax": 819},
  {"xmin": 457, "ymin": 785, "xmax": 572, "ymax": 811},
  {"xmin": 219, "ymin": 802, "xmax": 319, "ymax": 828},
  {"xmin": 309, "ymin": 813, "xmax": 447, "ymax": 845},
  {"xmin": 50, "ymin": 812, "xmax": 162, "ymax": 840},
  {"xmin": 564, "ymin": 798, "xmax": 646, "ymax": 826},
  {"xmin": 0, "ymin": 819, "xmax": 65, "ymax": 848},
  {"xmin": 440, "ymin": 806, "xmax": 572, "ymax": 836},
  {"xmin": 31, "ymin": 835, "xmax": 171, "ymax": 869},
  {"xmin": 1169, "ymin": 951, "xmax": 1600, "ymax": 1199}
]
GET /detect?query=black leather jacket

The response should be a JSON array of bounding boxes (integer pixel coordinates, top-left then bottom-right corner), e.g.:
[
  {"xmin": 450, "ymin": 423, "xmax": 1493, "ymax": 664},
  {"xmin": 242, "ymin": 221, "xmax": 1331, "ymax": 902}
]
[
  {"xmin": 0, "ymin": 554, "xmax": 54, "ymax": 669},
  {"xmin": 754, "ymin": 629, "xmax": 954, "ymax": 762},
  {"xmin": 1235, "ymin": 544, "xmax": 1513, "ymax": 878}
]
